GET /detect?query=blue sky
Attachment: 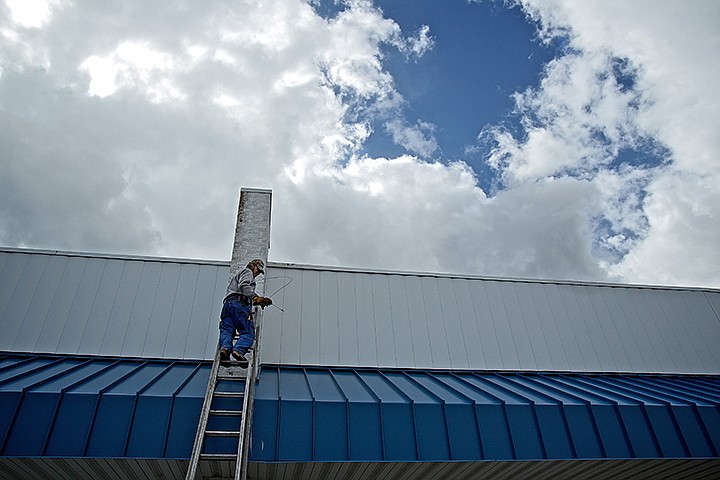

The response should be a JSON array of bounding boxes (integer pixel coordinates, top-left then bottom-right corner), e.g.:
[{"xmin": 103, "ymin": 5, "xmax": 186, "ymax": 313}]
[
  {"xmin": 367, "ymin": 1, "xmax": 553, "ymax": 156},
  {"xmin": 1, "ymin": 0, "xmax": 719, "ymax": 287},
  {"xmin": 321, "ymin": 0, "xmax": 561, "ymax": 190}
]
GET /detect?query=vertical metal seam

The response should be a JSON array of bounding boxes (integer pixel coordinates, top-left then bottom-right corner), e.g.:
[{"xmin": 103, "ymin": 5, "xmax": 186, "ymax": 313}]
[
  {"xmin": 139, "ymin": 262, "xmax": 165, "ymax": 359},
  {"xmin": 432, "ymin": 277, "xmax": 453, "ymax": 370},
  {"xmin": 41, "ymin": 358, "xmax": 103, "ymax": 455},
  {"xmin": 115, "ymin": 259, "xmax": 144, "ymax": 359},
  {"xmin": 317, "ymin": 272, "xmax": 322, "ymax": 366},
  {"xmin": 535, "ymin": 281, "xmax": 570, "ymax": 370},
  {"xmin": 180, "ymin": 263, "xmax": 202, "ymax": 360},
  {"xmin": 401, "ymin": 275, "xmax": 416, "ymax": 369},
  {"xmin": 690, "ymin": 403, "xmax": 720, "ymax": 457},
  {"xmin": 448, "ymin": 278, "xmax": 471, "ymax": 370},
  {"xmin": 162, "ymin": 362, "xmax": 202, "ymax": 458},
  {"xmin": 578, "ymin": 286, "xmax": 619, "ymax": 372},
  {"xmin": 447, "ymin": 371, "xmax": 507, "ymax": 460},
  {"xmin": 384, "ymin": 275, "xmax": 398, "ymax": 371},
  {"xmin": 352, "ymin": 369, "xmax": 384, "ymax": 460},
  {"xmin": 0, "ymin": 390, "xmax": 26, "ymax": 455},
  {"xmin": 82, "ymin": 359, "xmax": 146, "ymax": 456},
  {"xmin": 550, "ymin": 285, "xmax": 588, "ymax": 371},
  {"xmin": 159, "ymin": 264, "xmax": 184, "ymax": 359},
  {"xmin": 96, "ymin": 259, "xmax": 127, "ymax": 358},
  {"xmin": 298, "ymin": 270, "xmax": 304, "ymax": 364},
  {"xmin": 665, "ymin": 404, "xmax": 692, "ymax": 457},
  {"xmin": 399, "ymin": 371, "xmax": 449, "ymax": 460},
  {"xmin": 273, "ymin": 366, "xmax": 281, "ymax": 462},
  {"xmin": 496, "ymin": 282, "xmax": 522, "ymax": 370},
  {"xmin": 369, "ymin": 275, "xmax": 379, "ymax": 367},
  {"xmin": 122, "ymin": 360, "xmax": 174, "ymax": 457},
  {"xmin": 0, "ymin": 253, "xmax": 31, "ymax": 348},
  {"xmin": 513, "ymin": 374, "xmax": 588, "ymax": 459},
  {"xmin": 303, "ymin": 367, "xmax": 317, "ymax": 462},
  {"xmin": 76, "ymin": 258, "xmax": 109, "ymax": 354},
  {"xmin": 507, "ymin": 283, "xmax": 537, "ymax": 370},
  {"xmin": 0, "ymin": 350, "xmax": 81, "ymax": 452},
  {"xmin": 31, "ymin": 255, "xmax": 69, "ymax": 353},
  {"xmin": 477, "ymin": 279, "xmax": 501, "ymax": 369},
  {"xmin": 627, "ymin": 289, "xmax": 668, "ymax": 372},
  {"xmin": 326, "ymin": 370, "xmax": 350, "ymax": 461},
  {"xmin": 638, "ymin": 403, "xmax": 665, "ymax": 458}
]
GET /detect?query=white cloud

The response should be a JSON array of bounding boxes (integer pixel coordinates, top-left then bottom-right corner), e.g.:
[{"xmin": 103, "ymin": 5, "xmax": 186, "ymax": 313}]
[
  {"xmin": 384, "ymin": 118, "xmax": 438, "ymax": 158},
  {"xmin": 486, "ymin": 0, "xmax": 720, "ymax": 287},
  {"xmin": 610, "ymin": 170, "xmax": 720, "ymax": 287},
  {"xmin": 396, "ymin": 24, "xmax": 434, "ymax": 60},
  {"xmin": 80, "ymin": 41, "xmax": 185, "ymax": 102},
  {"xmin": 1, "ymin": 0, "xmax": 718, "ymax": 288},
  {"xmin": 488, "ymin": 49, "xmax": 644, "ymax": 186},
  {"xmin": 5, "ymin": 0, "xmax": 57, "ymax": 28}
]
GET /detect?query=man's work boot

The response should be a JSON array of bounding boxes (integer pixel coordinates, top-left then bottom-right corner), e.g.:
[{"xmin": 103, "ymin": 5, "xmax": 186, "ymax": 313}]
[
  {"xmin": 219, "ymin": 348, "xmax": 229, "ymax": 361},
  {"xmin": 232, "ymin": 350, "xmax": 249, "ymax": 367}
]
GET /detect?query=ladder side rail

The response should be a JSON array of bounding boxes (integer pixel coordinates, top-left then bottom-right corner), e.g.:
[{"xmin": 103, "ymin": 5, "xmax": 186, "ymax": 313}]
[
  {"xmin": 235, "ymin": 308, "xmax": 261, "ymax": 480},
  {"xmin": 186, "ymin": 348, "xmax": 223, "ymax": 480},
  {"xmin": 234, "ymin": 361, "xmax": 253, "ymax": 480},
  {"xmin": 239, "ymin": 350, "xmax": 258, "ymax": 480},
  {"xmin": 254, "ymin": 307, "xmax": 263, "ymax": 378}
]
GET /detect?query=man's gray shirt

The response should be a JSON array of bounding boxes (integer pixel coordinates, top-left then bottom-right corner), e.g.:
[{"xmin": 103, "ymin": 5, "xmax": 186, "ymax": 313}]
[{"xmin": 224, "ymin": 267, "xmax": 257, "ymax": 302}]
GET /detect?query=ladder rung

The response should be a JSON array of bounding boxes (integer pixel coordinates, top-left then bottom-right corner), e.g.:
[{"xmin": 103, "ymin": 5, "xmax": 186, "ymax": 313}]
[
  {"xmin": 217, "ymin": 373, "xmax": 247, "ymax": 380},
  {"xmin": 210, "ymin": 409, "xmax": 243, "ymax": 416},
  {"xmin": 205, "ymin": 430, "xmax": 241, "ymax": 437},
  {"xmin": 200, "ymin": 453, "xmax": 237, "ymax": 461},
  {"xmin": 214, "ymin": 391, "xmax": 244, "ymax": 398}
]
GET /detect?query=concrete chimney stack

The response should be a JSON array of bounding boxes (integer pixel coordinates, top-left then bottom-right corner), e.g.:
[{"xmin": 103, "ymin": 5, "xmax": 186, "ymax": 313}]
[{"xmin": 231, "ymin": 188, "xmax": 272, "ymax": 294}]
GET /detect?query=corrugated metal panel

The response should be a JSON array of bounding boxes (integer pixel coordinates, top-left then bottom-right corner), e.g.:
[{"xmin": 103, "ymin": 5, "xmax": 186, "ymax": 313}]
[
  {"xmin": 2, "ymin": 458, "xmax": 720, "ymax": 480},
  {"xmin": 4, "ymin": 248, "xmax": 720, "ymax": 373},
  {"xmin": 1, "ymin": 353, "xmax": 718, "ymax": 470},
  {"xmin": 251, "ymin": 366, "xmax": 720, "ymax": 463},
  {"xmin": 0, "ymin": 249, "xmax": 228, "ymax": 360},
  {"xmin": 262, "ymin": 264, "xmax": 720, "ymax": 373},
  {"xmin": 0, "ymin": 458, "xmax": 718, "ymax": 480},
  {"xmin": 0, "ymin": 352, "xmax": 208, "ymax": 459}
]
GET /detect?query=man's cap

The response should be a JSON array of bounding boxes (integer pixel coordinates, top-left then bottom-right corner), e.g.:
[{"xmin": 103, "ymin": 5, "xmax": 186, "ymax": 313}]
[{"xmin": 249, "ymin": 258, "xmax": 265, "ymax": 273}]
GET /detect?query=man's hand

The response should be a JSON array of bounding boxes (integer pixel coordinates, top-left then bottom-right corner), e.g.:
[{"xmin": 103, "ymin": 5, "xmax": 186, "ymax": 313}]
[{"xmin": 252, "ymin": 295, "xmax": 273, "ymax": 308}]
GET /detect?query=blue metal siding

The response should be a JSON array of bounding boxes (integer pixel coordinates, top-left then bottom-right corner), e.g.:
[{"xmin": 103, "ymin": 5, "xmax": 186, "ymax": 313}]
[
  {"xmin": 1, "ymin": 353, "xmax": 719, "ymax": 464},
  {"xmin": 251, "ymin": 367, "xmax": 720, "ymax": 463},
  {"xmin": 0, "ymin": 353, "xmax": 207, "ymax": 459}
]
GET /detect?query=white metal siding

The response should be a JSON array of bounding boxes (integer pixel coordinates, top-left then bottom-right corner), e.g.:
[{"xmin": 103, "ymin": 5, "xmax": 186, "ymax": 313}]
[
  {"xmin": 0, "ymin": 249, "xmax": 227, "ymax": 360},
  {"xmin": 3, "ymin": 249, "xmax": 720, "ymax": 373},
  {"xmin": 262, "ymin": 264, "xmax": 720, "ymax": 374}
]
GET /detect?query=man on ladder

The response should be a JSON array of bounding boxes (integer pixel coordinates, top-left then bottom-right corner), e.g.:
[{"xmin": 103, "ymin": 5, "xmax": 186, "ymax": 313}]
[{"xmin": 219, "ymin": 258, "xmax": 272, "ymax": 367}]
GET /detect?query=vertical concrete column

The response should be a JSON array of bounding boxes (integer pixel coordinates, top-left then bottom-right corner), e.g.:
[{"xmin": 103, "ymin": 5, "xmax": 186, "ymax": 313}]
[{"xmin": 231, "ymin": 188, "xmax": 272, "ymax": 295}]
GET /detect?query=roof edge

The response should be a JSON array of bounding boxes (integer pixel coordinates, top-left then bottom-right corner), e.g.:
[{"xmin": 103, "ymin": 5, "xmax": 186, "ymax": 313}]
[
  {"xmin": 0, "ymin": 246, "xmax": 230, "ymax": 267},
  {"xmin": 3, "ymin": 246, "xmax": 718, "ymax": 293},
  {"xmin": 267, "ymin": 261, "xmax": 720, "ymax": 294}
]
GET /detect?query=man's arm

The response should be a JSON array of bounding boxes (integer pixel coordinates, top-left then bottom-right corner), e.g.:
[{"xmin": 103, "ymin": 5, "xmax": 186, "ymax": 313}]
[{"xmin": 238, "ymin": 268, "xmax": 257, "ymax": 298}]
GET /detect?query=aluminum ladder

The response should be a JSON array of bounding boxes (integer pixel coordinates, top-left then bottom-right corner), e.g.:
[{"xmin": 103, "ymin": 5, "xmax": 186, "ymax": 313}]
[{"xmin": 186, "ymin": 332, "xmax": 258, "ymax": 480}]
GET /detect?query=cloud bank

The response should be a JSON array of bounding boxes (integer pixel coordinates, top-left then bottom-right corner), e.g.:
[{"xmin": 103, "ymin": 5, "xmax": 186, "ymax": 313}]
[{"xmin": 1, "ymin": 0, "xmax": 718, "ymax": 288}]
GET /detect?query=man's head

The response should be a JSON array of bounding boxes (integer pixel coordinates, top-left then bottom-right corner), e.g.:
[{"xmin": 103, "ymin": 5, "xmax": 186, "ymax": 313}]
[{"xmin": 247, "ymin": 259, "xmax": 265, "ymax": 277}]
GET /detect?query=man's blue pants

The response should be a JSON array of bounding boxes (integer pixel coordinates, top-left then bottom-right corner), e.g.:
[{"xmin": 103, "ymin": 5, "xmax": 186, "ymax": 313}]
[{"xmin": 219, "ymin": 299, "xmax": 254, "ymax": 354}]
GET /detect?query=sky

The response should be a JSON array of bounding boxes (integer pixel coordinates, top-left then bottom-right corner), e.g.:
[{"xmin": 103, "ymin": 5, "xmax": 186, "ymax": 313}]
[{"xmin": 1, "ymin": 0, "xmax": 719, "ymax": 288}]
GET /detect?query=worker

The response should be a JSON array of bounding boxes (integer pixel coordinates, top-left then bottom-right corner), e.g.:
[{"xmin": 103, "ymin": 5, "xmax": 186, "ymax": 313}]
[{"xmin": 219, "ymin": 258, "xmax": 272, "ymax": 366}]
